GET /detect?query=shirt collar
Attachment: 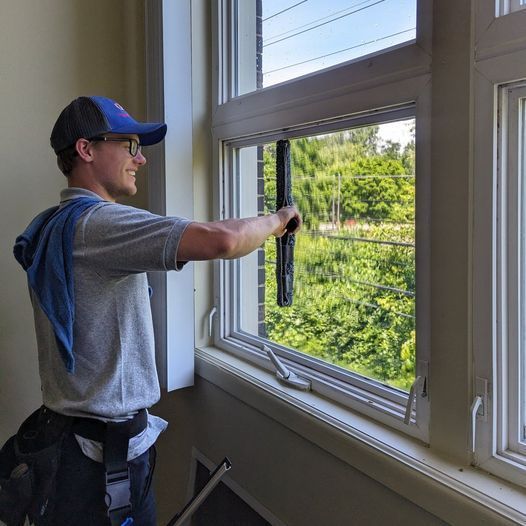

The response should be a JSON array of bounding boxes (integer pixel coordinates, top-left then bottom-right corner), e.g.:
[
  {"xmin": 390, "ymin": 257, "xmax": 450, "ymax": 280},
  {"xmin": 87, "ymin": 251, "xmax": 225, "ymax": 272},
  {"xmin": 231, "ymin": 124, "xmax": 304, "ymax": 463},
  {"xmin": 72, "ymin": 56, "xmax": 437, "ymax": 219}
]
[{"xmin": 60, "ymin": 187, "xmax": 106, "ymax": 203}]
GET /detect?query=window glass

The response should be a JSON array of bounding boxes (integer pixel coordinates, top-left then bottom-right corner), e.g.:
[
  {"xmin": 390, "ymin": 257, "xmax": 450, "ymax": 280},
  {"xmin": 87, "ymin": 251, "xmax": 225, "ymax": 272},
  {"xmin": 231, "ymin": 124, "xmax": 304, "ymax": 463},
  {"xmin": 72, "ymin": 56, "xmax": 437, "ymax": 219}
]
[
  {"xmin": 236, "ymin": 0, "xmax": 416, "ymax": 96},
  {"xmin": 238, "ymin": 119, "xmax": 416, "ymax": 390}
]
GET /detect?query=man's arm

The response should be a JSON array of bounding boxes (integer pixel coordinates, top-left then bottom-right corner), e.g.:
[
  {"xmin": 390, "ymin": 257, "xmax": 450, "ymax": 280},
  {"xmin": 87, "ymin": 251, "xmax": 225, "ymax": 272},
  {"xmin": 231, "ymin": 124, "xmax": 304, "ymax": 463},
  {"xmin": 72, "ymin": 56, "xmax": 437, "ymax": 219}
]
[{"xmin": 177, "ymin": 206, "xmax": 301, "ymax": 261}]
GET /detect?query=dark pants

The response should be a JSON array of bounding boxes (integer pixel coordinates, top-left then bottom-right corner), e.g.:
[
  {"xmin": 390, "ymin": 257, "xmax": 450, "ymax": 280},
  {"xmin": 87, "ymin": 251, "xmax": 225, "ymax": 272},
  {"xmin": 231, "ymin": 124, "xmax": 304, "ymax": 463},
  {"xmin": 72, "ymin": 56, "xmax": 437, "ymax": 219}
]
[{"xmin": 51, "ymin": 432, "xmax": 157, "ymax": 526}]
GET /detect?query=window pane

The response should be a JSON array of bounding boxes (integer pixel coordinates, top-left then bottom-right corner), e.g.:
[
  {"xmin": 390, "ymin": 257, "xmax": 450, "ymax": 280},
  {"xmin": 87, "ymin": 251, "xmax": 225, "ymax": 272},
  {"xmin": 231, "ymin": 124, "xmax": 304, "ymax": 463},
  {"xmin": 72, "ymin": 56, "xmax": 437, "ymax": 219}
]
[
  {"xmin": 238, "ymin": 119, "xmax": 416, "ymax": 390},
  {"xmin": 236, "ymin": 0, "xmax": 416, "ymax": 96}
]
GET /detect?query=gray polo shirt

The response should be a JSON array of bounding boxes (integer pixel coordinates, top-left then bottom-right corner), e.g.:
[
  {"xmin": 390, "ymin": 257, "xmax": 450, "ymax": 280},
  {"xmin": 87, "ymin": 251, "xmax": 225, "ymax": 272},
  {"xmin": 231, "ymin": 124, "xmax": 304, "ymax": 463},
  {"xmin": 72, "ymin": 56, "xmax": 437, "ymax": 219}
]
[{"xmin": 30, "ymin": 188, "xmax": 192, "ymax": 460}]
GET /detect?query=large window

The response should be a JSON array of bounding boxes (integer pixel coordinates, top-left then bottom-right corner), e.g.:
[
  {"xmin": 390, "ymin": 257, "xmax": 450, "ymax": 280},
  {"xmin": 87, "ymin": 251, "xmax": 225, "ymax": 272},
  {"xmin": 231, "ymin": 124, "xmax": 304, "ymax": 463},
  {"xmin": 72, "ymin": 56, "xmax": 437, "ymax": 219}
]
[
  {"xmin": 236, "ymin": 122, "xmax": 416, "ymax": 391},
  {"xmin": 215, "ymin": 0, "xmax": 428, "ymax": 439}
]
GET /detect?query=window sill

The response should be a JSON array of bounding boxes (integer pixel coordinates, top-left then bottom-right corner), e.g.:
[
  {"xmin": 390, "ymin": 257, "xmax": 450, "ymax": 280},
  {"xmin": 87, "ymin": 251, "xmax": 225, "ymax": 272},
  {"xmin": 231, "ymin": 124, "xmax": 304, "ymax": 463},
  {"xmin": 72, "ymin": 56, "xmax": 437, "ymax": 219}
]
[{"xmin": 195, "ymin": 346, "xmax": 526, "ymax": 525}]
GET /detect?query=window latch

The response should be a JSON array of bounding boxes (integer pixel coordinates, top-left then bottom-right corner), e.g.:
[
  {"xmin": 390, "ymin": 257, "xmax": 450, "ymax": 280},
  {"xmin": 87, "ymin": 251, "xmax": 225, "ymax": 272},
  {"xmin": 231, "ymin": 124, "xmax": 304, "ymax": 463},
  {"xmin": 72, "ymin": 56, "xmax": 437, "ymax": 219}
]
[
  {"xmin": 264, "ymin": 345, "xmax": 311, "ymax": 391},
  {"xmin": 470, "ymin": 396, "xmax": 483, "ymax": 453},
  {"xmin": 470, "ymin": 377, "xmax": 488, "ymax": 453},
  {"xmin": 207, "ymin": 306, "xmax": 217, "ymax": 337},
  {"xmin": 404, "ymin": 375, "xmax": 426, "ymax": 425}
]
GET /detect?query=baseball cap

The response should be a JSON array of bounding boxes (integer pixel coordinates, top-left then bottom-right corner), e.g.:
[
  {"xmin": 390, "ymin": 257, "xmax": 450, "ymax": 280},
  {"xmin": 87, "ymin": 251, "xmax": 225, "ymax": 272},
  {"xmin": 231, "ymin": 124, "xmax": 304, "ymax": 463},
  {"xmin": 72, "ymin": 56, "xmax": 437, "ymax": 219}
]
[{"xmin": 50, "ymin": 96, "xmax": 167, "ymax": 154}]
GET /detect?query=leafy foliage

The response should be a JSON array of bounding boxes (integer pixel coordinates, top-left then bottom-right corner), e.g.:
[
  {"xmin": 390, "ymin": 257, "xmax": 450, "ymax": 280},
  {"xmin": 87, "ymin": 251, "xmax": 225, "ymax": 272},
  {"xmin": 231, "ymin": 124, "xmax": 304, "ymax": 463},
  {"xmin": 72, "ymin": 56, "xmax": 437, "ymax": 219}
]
[{"xmin": 262, "ymin": 124, "xmax": 416, "ymax": 390}]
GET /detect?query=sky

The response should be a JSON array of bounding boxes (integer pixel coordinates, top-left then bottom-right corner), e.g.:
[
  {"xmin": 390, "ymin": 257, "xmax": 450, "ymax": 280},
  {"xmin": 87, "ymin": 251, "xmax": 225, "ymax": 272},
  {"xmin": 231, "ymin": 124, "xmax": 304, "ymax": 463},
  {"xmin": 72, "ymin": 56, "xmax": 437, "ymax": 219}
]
[
  {"xmin": 261, "ymin": 0, "xmax": 416, "ymax": 87},
  {"xmin": 260, "ymin": 0, "xmax": 417, "ymax": 147},
  {"xmin": 377, "ymin": 119, "xmax": 414, "ymax": 148}
]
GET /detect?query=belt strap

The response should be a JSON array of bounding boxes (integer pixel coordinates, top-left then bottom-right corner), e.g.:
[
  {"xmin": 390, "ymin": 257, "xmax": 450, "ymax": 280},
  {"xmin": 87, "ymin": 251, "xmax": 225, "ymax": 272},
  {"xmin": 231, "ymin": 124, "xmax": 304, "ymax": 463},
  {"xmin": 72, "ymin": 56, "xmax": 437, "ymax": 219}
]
[
  {"xmin": 72, "ymin": 410, "xmax": 147, "ymax": 526},
  {"xmin": 72, "ymin": 409, "xmax": 147, "ymax": 442},
  {"xmin": 104, "ymin": 421, "xmax": 132, "ymax": 525}
]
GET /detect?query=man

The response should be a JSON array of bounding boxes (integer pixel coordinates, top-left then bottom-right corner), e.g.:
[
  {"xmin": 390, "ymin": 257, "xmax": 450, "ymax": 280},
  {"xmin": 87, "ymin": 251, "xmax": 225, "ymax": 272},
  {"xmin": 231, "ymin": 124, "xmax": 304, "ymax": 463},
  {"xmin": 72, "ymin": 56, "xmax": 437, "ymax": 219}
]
[{"xmin": 3, "ymin": 96, "xmax": 301, "ymax": 526}]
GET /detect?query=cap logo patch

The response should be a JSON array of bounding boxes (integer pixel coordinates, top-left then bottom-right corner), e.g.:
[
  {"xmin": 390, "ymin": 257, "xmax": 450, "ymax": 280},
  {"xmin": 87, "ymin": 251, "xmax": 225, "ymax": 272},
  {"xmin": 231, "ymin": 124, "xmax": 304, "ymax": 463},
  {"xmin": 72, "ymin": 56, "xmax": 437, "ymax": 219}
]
[{"xmin": 114, "ymin": 102, "xmax": 125, "ymax": 111}]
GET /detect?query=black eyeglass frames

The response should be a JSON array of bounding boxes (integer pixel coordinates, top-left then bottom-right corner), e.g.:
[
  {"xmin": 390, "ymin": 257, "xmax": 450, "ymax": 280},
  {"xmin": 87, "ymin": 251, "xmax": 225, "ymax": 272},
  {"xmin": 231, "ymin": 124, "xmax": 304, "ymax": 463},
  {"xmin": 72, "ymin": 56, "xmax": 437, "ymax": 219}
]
[{"xmin": 90, "ymin": 136, "xmax": 142, "ymax": 157}]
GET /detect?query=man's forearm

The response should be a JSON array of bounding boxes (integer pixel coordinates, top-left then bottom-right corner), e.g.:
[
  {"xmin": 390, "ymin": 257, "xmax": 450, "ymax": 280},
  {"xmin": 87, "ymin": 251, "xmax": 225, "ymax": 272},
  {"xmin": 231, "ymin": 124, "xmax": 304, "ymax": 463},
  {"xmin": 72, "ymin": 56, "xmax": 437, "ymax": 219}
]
[
  {"xmin": 218, "ymin": 214, "xmax": 282, "ymax": 259},
  {"xmin": 177, "ymin": 207, "xmax": 301, "ymax": 262}
]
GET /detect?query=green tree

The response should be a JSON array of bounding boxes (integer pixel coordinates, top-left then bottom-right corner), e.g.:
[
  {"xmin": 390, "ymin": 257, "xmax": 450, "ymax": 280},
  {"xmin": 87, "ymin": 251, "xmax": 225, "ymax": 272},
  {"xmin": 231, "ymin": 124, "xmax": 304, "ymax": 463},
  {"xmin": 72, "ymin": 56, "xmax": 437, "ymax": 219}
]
[{"xmin": 261, "ymin": 125, "xmax": 416, "ymax": 390}]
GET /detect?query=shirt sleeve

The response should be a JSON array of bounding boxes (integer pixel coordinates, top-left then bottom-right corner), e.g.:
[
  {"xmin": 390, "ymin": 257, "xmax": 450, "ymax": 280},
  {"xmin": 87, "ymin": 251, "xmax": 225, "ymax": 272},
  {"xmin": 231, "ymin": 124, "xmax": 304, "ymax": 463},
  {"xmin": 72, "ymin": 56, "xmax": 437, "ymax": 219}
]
[{"xmin": 76, "ymin": 202, "xmax": 193, "ymax": 274}]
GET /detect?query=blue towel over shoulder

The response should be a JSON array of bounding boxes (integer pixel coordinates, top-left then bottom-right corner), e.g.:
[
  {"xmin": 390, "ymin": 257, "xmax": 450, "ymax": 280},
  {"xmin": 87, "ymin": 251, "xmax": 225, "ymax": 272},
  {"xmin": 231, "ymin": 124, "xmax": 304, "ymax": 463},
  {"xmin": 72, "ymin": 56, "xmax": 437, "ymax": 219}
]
[{"xmin": 13, "ymin": 197, "xmax": 101, "ymax": 373}]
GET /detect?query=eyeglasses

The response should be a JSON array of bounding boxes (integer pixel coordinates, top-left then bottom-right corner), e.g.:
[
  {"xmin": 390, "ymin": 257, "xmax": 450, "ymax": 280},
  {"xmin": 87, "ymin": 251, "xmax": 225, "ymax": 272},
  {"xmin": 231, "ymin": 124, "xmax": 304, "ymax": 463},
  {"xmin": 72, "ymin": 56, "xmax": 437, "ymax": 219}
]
[{"xmin": 90, "ymin": 136, "xmax": 142, "ymax": 157}]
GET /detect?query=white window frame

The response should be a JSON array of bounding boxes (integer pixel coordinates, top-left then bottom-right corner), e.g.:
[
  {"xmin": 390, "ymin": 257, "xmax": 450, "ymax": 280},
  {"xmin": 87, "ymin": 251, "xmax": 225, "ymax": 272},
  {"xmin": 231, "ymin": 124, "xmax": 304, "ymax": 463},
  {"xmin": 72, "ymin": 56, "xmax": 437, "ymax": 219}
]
[
  {"xmin": 496, "ymin": 0, "xmax": 526, "ymax": 17},
  {"xmin": 145, "ymin": 0, "xmax": 196, "ymax": 391},
  {"xmin": 473, "ymin": 1, "xmax": 526, "ymax": 488},
  {"xmin": 500, "ymin": 84, "xmax": 526, "ymax": 460},
  {"xmin": 211, "ymin": 0, "xmax": 432, "ymax": 442}
]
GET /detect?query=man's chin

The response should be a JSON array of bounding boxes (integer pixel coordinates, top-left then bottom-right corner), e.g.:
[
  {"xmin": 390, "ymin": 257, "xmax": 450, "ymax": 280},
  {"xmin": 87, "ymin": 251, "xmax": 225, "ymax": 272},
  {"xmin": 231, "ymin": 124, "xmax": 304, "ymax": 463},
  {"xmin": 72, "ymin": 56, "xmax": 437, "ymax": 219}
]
[
  {"xmin": 114, "ymin": 185, "xmax": 138, "ymax": 202},
  {"xmin": 125, "ymin": 184, "xmax": 138, "ymax": 197}
]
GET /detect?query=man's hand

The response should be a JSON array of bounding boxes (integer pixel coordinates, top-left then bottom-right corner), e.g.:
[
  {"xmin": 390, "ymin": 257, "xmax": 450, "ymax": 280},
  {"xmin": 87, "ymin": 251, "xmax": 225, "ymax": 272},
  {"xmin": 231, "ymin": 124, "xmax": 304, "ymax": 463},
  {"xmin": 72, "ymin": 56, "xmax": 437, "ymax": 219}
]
[{"xmin": 273, "ymin": 206, "xmax": 302, "ymax": 237}]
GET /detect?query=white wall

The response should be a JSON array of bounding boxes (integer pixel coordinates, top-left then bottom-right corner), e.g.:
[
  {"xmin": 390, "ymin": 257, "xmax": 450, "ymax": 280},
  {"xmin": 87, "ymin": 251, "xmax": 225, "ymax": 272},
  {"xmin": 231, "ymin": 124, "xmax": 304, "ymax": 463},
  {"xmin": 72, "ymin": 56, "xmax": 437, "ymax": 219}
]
[{"xmin": 0, "ymin": 0, "xmax": 147, "ymax": 442}]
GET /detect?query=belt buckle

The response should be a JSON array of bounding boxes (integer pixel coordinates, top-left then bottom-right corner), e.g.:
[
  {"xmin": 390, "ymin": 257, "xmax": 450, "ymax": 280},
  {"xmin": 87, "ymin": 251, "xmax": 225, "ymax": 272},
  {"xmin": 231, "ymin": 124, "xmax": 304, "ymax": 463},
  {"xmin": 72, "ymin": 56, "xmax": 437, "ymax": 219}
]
[{"xmin": 105, "ymin": 467, "xmax": 131, "ymax": 516}]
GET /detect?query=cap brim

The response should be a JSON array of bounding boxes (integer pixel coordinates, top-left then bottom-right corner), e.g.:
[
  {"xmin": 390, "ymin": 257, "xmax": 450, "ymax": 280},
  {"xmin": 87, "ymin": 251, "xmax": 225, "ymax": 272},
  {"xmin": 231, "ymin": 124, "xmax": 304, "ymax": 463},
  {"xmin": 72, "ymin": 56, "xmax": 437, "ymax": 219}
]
[{"xmin": 112, "ymin": 122, "xmax": 167, "ymax": 146}]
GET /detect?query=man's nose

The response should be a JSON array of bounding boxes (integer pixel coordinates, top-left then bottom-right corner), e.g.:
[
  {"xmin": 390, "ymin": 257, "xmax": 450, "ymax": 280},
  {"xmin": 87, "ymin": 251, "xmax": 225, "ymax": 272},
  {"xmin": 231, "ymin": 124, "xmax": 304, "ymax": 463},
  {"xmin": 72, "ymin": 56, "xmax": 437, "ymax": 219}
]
[{"xmin": 134, "ymin": 150, "xmax": 147, "ymax": 166}]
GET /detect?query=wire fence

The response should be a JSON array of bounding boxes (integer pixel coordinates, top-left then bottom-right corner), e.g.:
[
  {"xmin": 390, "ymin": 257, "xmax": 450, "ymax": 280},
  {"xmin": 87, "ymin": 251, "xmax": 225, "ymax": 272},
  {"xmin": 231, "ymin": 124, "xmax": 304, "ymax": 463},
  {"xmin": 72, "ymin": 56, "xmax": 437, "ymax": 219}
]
[
  {"xmin": 265, "ymin": 259, "xmax": 415, "ymax": 298},
  {"xmin": 296, "ymin": 231, "xmax": 415, "ymax": 249}
]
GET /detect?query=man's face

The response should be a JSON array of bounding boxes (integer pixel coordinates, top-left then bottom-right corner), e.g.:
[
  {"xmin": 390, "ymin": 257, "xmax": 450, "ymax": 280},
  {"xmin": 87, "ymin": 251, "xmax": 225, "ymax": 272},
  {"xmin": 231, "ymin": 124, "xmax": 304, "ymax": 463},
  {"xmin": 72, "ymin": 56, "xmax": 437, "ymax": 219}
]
[{"xmin": 90, "ymin": 133, "xmax": 146, "ymax": 200}]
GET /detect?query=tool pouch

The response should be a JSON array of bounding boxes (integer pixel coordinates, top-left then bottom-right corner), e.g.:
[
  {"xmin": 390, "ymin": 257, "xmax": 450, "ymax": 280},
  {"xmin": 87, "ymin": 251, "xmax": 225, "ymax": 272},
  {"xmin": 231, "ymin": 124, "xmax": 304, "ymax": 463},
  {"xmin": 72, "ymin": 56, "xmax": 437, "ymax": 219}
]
[
  {"xmin": 0, "ymin": 435, "xmax": 32, "ymax": 526},
  {"xmin": 0, "ymin": 407, "xmax": 71, "ymax": 526}
]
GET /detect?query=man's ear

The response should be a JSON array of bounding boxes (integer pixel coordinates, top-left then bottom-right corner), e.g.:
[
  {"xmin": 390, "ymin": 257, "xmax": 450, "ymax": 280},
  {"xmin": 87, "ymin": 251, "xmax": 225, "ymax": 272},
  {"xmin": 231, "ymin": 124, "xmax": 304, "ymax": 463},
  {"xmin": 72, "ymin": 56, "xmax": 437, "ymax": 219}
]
[{"xmin": 75, "ymin": 138, "xmax": 94, "ymax": 162}]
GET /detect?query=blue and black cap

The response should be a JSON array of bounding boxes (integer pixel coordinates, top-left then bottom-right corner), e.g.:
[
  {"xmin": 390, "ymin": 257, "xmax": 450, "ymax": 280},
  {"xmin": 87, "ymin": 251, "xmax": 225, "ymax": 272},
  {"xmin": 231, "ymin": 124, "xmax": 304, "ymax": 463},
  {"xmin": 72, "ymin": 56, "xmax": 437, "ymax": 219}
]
[{"xmin": 50, "ymin": 96, "xmax": 167, "ymax": 154}]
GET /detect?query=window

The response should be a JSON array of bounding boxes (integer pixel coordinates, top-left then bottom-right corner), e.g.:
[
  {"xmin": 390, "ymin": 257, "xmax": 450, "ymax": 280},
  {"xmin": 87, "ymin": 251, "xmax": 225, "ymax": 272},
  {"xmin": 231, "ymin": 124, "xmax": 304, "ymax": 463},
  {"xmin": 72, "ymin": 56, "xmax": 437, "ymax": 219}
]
[
  {"xmin": 496, "ymin": 82, "xmax": 526, "ymax": 463},
  {"xmin": 473, "ymin": 1, "xmax": 526, "ymax": 488},
  {"xmin": 214, "ymin": 0, "xmax": 430, "ymax": 440},
  {"xmin": 235, "ymin": 122, "xmax": 416, "ymax": 392},
  {"xmin": 235, "ymin": 0, "xmax": 416, "ymax": 95}
]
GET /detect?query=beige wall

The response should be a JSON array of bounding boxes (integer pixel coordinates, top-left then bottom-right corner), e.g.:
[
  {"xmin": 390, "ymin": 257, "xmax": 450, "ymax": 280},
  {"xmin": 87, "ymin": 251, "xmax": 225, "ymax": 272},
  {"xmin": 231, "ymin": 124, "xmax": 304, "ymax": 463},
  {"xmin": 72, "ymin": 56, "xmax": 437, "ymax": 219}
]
[
  {"xmin": 154, "ymin": 379, "xmax": 448, "ymax": 526},
  {"xmin": 0, "ymin": 0, "xmax": 147, "ymax": 442}
]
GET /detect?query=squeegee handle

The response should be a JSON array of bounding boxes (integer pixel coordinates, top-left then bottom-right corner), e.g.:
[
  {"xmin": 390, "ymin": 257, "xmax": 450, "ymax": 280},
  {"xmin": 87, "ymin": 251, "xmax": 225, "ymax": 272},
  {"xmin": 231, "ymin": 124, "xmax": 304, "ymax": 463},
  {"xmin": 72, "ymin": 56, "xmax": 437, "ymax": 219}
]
[{"xmin": 167, "ymin": 458, "xmax": 232, "ymax": 526}]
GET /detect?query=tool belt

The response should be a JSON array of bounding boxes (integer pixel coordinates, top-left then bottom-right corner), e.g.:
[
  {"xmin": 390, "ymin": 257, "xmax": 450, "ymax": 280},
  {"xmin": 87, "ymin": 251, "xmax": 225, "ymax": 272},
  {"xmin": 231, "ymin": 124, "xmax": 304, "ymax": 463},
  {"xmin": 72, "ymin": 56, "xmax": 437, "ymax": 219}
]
[{"xmin": 0, "ymin": 406, "xmax": 147, "ymax": 526}]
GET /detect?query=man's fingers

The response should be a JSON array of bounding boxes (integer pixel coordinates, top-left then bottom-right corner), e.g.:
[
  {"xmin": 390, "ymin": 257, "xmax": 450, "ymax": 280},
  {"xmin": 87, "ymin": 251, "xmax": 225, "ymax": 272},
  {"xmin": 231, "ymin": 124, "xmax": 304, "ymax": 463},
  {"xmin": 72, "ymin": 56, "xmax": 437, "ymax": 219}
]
[{"xmin": 286, "ymin": 217, "xmax": 300, "ymax": 233}]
